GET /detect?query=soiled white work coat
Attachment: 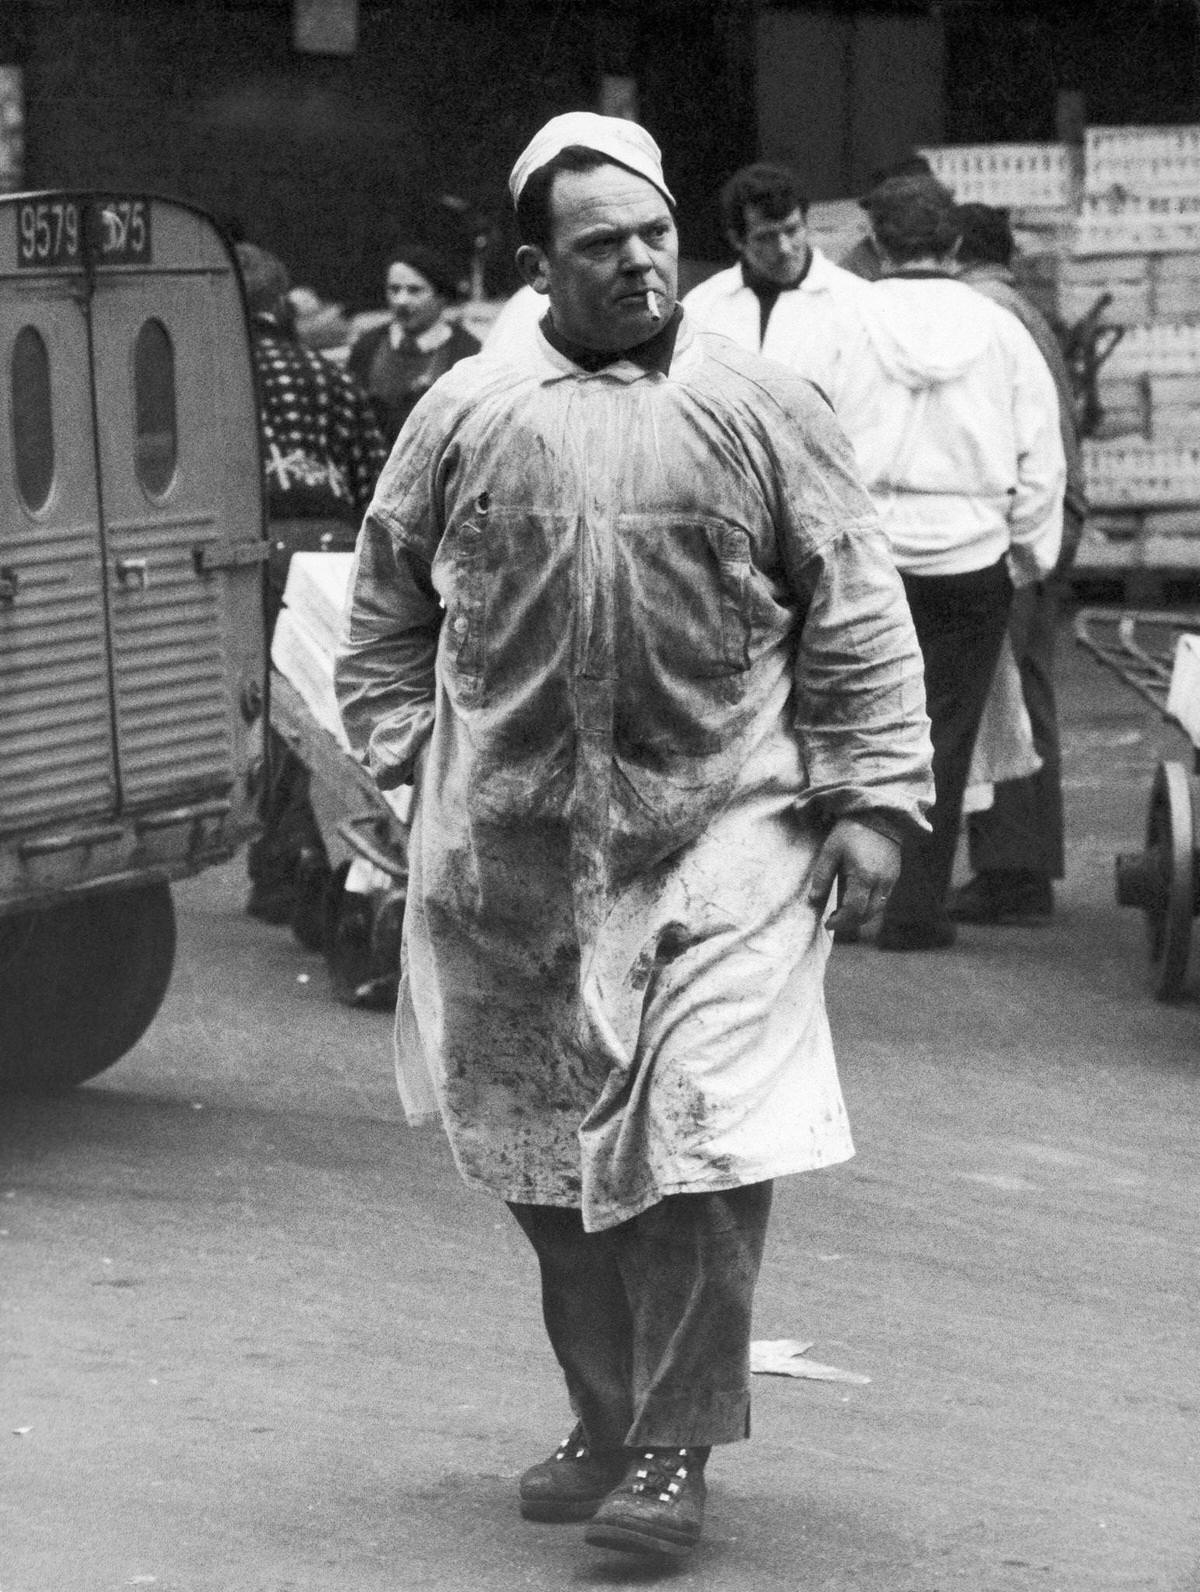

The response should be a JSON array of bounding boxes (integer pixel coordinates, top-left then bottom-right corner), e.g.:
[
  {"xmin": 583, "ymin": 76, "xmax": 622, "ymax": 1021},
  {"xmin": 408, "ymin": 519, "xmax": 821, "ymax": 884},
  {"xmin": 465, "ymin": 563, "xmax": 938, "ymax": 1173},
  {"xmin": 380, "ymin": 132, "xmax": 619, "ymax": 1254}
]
[{"xmin": 335, "ymin": 313, "xmax": 932, "ymax": 1232}]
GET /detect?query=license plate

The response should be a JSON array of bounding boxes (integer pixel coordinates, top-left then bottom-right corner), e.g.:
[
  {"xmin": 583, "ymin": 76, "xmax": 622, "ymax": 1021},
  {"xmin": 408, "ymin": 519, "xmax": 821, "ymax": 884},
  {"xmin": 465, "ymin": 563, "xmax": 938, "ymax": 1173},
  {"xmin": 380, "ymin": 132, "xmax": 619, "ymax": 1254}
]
[
  {"xmin": 16, "ymin": 196, "xmax": 153, "ymax": 269},
  {"xmin": 93, "ymin": 198, "xmax": 152, "ymax": 265},
  {"xmin": 16, "ymin": 197, "xmax": 83, "ymax": 268}
]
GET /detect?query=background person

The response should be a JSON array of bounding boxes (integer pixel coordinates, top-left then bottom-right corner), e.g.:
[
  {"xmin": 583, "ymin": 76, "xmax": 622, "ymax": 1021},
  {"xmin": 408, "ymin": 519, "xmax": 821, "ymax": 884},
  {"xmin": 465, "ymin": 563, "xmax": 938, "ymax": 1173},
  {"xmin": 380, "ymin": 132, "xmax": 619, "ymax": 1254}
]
[
  {"xmin": 347, "ymin": 242, "xmax": 480, "ymax": 446},
  {"xmin": 235, "ymin": 241, "xmax": 387, "ymax": 926},
  {"xmin": 478, "ymin": 280, "xmax": 545, "ymax": 360},
  {"xmin": 950, "ymin": 202, "xmax": 1088, "ymax": 925},
  {"xmin": 830, "ymin": 176, "xmax": 1066, "ymax": 952},
  {"xmin": 839, "ymin": 153, "xmax": 940, "ymax": 282},
  {"xmin": 682, "ymin": 160, "xmax": 867, "ymax": 399},
  {"xmin": 336, "ymin": 112, "xmax": 932, "ymax": 1564}
]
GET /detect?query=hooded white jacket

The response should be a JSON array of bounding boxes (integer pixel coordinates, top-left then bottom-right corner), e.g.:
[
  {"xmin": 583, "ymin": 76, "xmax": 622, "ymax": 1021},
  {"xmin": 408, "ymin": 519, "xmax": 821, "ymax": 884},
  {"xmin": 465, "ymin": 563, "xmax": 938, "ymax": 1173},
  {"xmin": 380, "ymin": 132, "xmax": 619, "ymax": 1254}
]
[{"xmin": 831, "ymin": 276, "xmax": 1066, "ymax": 585}]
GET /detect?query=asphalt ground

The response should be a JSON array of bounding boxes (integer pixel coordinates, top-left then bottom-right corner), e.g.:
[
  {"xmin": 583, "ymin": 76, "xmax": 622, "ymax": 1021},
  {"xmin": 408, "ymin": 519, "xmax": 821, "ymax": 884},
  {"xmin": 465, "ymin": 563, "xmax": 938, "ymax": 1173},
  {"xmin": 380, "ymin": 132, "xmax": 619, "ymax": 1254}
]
[{"xmin": 2, "ymin": 607, "xmax": 1199, "ymax": 1592}]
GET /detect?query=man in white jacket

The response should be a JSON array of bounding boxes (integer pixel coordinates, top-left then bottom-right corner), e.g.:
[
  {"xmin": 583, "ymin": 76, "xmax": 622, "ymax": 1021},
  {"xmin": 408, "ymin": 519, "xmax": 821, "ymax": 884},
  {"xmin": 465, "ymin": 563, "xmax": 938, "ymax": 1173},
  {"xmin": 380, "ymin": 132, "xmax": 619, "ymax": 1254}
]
[
  {"xmin": 682, "ymin": 162, "xmax": 868, "ymax": 400},
  {"xmin": 831, "ymin": 175, "xmax": 1066, "ymax": 951}
]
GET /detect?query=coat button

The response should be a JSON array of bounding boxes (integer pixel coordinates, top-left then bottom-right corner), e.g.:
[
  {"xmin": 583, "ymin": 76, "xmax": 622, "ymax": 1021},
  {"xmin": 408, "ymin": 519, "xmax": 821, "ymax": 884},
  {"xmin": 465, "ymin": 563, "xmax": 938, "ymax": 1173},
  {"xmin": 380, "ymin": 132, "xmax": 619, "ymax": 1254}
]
[{"xmin": 453, "ymin": 615, "xmax": 468, "ymax": 635}]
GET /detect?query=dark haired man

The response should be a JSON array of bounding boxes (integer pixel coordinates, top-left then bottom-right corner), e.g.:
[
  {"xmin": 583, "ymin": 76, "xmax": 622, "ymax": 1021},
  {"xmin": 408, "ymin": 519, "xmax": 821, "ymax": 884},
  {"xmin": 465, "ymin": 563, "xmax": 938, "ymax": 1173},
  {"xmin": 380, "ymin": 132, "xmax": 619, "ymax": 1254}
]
[
  {"xmin": 336, "ymin": 113, "xmax": 932, "ymax": 1562},
  {"xmin": 683, "ymin": 160, "xmax": 867, "ymax": 399},
  {"xmin": 949, "ymin": 203, "xmax": 1088, "ymax": 926},
  {"xmin": 829, "ymin": 177, "xmax": 1066, "ymax": 951}
]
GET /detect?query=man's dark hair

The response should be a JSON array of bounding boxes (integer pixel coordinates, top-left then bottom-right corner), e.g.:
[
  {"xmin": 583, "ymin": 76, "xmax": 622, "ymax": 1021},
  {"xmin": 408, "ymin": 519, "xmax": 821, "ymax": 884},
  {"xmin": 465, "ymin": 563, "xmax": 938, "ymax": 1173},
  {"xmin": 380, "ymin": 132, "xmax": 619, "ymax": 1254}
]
[
  {"xmin": 719, "ymin": 162, "xmax": 808, "ymax": 240},
  {"xmin": 863, "ymin": 152, "xmax": 933, "ymax": 192},
  {"xmin": 515, "ymin": 146, "xmax": 621, "ymax": 252},
  {"xmin": 954, "ymin": 202, "xmax": 1015, "ymax": 269},
  {"xmin": 861, "ymin": 174, "xmax": 959, "ymax": 264}
]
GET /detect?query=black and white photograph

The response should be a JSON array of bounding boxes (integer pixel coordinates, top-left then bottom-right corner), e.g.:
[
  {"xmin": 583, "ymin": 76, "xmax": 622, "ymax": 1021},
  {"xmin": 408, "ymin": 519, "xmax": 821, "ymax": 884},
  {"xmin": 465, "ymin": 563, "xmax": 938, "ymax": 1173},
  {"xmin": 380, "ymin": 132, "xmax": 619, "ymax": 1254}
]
[{"xmin": 2, "ymin": 2, "xmax": 1198, "ymax": 1588}]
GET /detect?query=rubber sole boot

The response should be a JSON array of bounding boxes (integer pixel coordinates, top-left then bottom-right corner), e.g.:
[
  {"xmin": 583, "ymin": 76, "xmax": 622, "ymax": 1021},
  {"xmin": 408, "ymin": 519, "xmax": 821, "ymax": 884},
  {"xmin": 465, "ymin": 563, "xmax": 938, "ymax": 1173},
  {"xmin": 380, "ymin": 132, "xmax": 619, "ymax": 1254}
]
[
  {"xmin": 949, "ymin": 872, "xmax": 1053, "ymax": 924},
  {"xmin": 876, "ymin": 917, "xmax": 956, "ymax": 952},
  {"xmin": 518, "ymin": 1425, "xmax": 629, "ymax": 1523},
  {"xmin": 584, "ymin": 1448, "xmax": 706, "ymax": 1559}
]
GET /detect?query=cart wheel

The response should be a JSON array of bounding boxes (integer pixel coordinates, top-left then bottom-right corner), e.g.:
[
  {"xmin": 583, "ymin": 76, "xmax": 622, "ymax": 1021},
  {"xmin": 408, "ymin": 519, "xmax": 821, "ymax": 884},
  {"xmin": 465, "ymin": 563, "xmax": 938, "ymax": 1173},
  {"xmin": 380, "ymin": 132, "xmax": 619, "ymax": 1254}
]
[
  {"xmin": 291, "ymin": 844, "xmax": 332, "ymax": 954},
  {"xmin": 323, "ymin": 862, "xmax": 403, "ymax": 1010},
  {"xmin": 1118, "ymin": 760, "xmax": 1198, "ymax": 1001}
]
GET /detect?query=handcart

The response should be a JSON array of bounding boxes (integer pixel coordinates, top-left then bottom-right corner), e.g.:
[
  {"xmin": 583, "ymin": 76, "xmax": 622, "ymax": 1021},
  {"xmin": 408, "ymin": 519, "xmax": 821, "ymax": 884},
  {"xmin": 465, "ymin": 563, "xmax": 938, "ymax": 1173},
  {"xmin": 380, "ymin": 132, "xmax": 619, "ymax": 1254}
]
[
  {"xmin": 263, "ymin": 550, "xmax": 412, "ymax": 1009},
  {"xmin": 1075, "ymin": 606, "xmax": 1200, "ymax": 999},
  {"xmin": 269, "ymin": 669, "xmax": 409, "ymax": 1009}
]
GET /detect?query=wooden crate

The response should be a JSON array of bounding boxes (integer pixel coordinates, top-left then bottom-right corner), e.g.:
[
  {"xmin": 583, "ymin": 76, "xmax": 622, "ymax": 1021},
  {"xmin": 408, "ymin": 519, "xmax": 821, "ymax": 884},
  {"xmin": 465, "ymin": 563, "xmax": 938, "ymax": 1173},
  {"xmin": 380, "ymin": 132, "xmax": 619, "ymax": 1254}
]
[
  {"xmin": 1074, "ymin": 193, "xmax": 1200, "ymax": 255},
  {"xmin": 1083, "ymin": 440, "xmax": 1200, "ymax": 506},
  {"xmin": 919, "ymin": 142, "xmax": 1078, "ymax": 208},
  {"xmin": 1085, "ymin": 124, "xmax": 1200, "ymax": 198}
]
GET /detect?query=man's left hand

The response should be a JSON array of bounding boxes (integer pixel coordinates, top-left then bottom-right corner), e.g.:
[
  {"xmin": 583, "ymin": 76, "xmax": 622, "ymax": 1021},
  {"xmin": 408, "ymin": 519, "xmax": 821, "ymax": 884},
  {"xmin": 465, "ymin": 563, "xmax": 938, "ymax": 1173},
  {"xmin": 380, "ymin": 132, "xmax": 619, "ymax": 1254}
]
[{"xmin": 806, "ymin": 817, "xmax": 902, "ymax": 933}]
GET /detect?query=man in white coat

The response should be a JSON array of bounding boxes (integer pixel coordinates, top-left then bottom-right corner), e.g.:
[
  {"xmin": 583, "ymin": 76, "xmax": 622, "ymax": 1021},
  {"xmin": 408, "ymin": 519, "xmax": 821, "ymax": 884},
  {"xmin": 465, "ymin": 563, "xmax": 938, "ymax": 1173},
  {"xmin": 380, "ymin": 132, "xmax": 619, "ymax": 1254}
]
[
  {"xmin": 682, "ymin": 161, "xmax": 868, "ymax": 400},
  {"xmin": 336, "ymin": 115, "xmax": 932, "ymax": 1563},
  {"xmin": 830, "ymin": 176, "xmax": 1066, "ymax": 952}
]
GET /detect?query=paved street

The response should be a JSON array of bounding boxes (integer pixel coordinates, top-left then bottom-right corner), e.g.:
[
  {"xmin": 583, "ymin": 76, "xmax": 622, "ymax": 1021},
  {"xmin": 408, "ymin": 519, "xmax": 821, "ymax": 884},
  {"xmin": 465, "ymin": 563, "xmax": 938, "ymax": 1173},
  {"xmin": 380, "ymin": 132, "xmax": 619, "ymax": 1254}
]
[{"xmin": 3, "ymin": 613, "xmax": 1199, "ymax": 1592}]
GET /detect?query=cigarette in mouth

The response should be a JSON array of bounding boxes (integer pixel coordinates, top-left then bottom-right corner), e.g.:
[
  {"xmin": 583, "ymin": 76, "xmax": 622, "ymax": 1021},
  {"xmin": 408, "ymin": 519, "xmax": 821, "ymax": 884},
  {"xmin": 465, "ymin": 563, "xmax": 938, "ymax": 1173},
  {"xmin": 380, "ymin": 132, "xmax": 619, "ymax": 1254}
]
[{"xmin": 645, "ymin": 289, "xmax": 660, "ymax": 319}]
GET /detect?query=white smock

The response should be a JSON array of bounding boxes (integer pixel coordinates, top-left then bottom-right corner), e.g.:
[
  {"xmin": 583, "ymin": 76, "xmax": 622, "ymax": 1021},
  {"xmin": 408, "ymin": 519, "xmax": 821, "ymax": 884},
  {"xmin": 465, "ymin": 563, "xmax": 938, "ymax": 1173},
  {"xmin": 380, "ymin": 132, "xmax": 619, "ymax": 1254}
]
[{"xmin": 336, "ymin": 314, "xmax": 932, "ymax": 1231}]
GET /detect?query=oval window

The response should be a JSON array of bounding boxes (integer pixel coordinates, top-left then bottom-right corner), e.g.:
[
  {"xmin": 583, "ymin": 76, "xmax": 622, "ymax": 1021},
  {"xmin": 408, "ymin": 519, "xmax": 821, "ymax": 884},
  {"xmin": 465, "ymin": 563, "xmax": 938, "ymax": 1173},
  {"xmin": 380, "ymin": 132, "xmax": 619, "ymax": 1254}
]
[
  {"xmin": 133, "ymin": 318, "xmax": 177, "ymax": 497},
  {"xmin": 12, "ymin": 325, "xmax": 54, "ymax": 513}
]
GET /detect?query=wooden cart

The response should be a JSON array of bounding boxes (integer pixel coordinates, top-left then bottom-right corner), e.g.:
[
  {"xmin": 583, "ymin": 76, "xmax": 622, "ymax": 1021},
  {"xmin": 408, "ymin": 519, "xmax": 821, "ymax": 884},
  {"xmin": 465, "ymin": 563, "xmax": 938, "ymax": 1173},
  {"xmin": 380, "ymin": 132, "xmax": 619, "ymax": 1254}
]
[
  {"xmin": 268, "ymin": 670, "xmax": 408, "ymax": 1008},
  {"xmin": 1075, "ymin": 606, "xmax": 1200, "ymax": 998}
]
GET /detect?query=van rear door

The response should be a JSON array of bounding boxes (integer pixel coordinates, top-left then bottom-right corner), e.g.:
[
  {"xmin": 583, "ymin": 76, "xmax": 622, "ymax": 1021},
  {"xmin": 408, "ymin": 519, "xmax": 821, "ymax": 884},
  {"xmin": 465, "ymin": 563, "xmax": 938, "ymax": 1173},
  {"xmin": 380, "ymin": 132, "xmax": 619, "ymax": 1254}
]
[
  {"xmin": 0, "ymin": 205, "xmax": 116, "ymax": 833},
  {"xmin": 88, "ymin": 202, "xmax": 263, "ymax": 811},
  {"xmin": 0, "ymin": 193, "xmax": 265, "ymax": 901}
]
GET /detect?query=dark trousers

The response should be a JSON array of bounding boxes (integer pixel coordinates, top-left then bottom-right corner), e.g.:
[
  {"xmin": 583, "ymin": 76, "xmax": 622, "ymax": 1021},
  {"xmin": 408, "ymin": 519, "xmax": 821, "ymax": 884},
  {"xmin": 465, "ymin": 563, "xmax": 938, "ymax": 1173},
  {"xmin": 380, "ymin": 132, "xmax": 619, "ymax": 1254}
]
[
  {"xmin": 508, "ymin": 1183, "xmax": 773, "ymax": 1450},
  {"xmin": 882, "ymin": 559, "xmax": 1013, "ymax": 933},
  {"xmin": 967, "ymin": 577, "xmax": 1065, "ymax": 881}
]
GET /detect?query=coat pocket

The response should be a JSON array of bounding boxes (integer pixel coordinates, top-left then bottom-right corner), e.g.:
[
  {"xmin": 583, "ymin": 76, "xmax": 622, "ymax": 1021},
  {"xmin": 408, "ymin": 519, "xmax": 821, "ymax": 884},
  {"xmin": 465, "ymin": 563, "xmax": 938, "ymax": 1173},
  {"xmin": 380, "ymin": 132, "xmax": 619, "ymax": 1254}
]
[
  {"xmin": 705, "ymin": 522, "xmax": 755, "ymax": 677},
  {"xmin": 441, "ymin": 516, "xmax": 486, "ymax": 699}
]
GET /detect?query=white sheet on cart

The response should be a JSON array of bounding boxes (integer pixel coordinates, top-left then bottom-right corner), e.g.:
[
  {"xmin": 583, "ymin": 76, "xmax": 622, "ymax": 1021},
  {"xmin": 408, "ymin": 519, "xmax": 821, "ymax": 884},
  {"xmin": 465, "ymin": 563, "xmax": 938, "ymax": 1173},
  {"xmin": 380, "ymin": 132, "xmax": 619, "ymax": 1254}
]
[{"xmin": 272, "ymin": 552, "xmax": 412, "ymax": 825}]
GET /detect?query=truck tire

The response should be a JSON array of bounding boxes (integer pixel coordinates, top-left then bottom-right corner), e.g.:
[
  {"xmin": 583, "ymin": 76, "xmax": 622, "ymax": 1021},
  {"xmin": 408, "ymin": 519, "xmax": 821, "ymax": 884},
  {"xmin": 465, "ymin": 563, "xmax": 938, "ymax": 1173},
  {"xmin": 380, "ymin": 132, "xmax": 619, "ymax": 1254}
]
[{"xmin": 0, "ymin": 883, "xmax": 177, "ymax": 1092}]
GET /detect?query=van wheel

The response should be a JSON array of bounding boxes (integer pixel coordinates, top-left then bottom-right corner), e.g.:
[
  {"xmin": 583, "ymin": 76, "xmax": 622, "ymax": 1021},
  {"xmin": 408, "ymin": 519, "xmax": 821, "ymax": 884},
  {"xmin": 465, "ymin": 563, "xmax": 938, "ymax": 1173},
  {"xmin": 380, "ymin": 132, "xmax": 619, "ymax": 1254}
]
[{"xmin": 0, "ymin": 884, "xmax": 177, "ymax": 1092}]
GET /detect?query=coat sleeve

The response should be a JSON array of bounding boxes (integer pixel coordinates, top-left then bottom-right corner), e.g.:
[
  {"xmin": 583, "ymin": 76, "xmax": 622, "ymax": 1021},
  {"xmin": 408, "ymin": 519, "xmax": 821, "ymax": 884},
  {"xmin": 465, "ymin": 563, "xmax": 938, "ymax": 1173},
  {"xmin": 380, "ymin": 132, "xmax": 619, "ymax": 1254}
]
[
  {"xmin": 333, "ymin": 392, "xmax": 454, "ymax": 789},
  {"xmin": 762, "ymin": 382, "xmax": 934, "ymax": 837}
]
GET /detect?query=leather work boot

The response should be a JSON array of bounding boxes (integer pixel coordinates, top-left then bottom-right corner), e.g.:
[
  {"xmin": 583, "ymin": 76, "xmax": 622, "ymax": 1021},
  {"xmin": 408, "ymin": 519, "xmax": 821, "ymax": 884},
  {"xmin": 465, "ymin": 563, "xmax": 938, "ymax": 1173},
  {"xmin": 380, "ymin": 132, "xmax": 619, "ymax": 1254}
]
[
  {"xmin": 518, "ymin": 1423, "xmax": 629, "ymax": 1522},
  {"xmin": 584, "ymin": 1446, "xmax": 708, "ymax": 1558},
  {"xmin": 876, "ymin": 916, "xmax": 956, "ymax": 952},
  {"xmin": 949, "ymin": 871, "xmax": 1053, "ymax": 925}
]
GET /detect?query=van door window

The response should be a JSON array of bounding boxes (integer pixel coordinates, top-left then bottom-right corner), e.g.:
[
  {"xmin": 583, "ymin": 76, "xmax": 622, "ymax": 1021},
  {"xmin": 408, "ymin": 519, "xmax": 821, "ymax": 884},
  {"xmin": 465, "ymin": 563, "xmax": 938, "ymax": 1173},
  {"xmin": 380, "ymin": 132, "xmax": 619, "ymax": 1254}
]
[
  {"xmin": 133, "ymin": 317, "xmax": 177, "ymax": 497},
  {"xmin": 11, "ymin": 325, "xmax": 54, "ymax": 512}
]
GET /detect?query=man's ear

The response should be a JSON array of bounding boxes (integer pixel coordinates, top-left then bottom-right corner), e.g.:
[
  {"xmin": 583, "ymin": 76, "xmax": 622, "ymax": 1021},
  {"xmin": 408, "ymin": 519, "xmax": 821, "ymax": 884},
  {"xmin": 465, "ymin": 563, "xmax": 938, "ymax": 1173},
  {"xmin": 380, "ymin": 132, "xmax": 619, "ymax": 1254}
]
[
  {"xmin": 725, "ymin": 227, "xmax": 745, "ymax": 257},
  {"xmin": 516, "ymin": 244, "xmax": 551, "ymax": 295}
]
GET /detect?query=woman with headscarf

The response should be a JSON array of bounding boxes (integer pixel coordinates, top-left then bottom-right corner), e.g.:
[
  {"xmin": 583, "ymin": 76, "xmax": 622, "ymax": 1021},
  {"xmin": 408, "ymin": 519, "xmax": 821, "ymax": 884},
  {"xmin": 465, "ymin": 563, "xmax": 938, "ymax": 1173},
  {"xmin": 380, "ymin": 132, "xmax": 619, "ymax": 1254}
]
[{"xmin": 347, "ymin": 242, "xmax": 480, "ymax": 446}]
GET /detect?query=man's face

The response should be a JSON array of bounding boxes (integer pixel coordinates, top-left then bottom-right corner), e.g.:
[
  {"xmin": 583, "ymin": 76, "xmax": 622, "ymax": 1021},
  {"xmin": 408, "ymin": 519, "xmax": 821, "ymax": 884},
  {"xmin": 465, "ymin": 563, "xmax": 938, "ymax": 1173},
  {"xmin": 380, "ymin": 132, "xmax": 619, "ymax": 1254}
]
[
  {"xmin": 517, "ymin": 163, "xmax": 678, "ymax": 352},
  {"xmin": 734, "ymin": 203, "xmax": 809, "ymax": 287},
  {"xmin": 387, "ymin": 263, "xmax": 446, "ymax": 336}
]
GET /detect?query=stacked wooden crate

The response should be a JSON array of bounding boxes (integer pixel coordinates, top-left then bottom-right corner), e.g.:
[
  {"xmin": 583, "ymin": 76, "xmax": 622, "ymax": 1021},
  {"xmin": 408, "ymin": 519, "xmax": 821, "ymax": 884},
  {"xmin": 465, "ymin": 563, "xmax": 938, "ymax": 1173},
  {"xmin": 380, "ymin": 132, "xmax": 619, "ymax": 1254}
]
[
  {"xmin": 1029, "ymin": 128, "xmax": 1200, "ymax": 577},
  {"xmin": 918, "ymin": 130, "xmax": 1200, "ymax": 583}
]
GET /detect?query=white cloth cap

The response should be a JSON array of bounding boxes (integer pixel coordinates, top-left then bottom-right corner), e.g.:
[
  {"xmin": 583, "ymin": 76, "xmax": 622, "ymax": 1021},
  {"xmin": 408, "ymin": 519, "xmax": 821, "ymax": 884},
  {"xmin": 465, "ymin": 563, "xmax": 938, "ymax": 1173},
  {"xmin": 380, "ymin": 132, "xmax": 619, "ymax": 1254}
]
[{"xmin": 508, "ymin": 112, "xmax": 675, "ymax": 208}]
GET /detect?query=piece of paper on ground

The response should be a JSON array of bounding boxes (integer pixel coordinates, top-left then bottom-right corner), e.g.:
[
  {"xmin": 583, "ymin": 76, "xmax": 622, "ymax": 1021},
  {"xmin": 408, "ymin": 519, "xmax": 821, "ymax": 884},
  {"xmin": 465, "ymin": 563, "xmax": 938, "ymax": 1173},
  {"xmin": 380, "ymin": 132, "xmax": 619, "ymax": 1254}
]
[{"xmin": 750, "ymin": 1338, "xmax": 871, "ymax": 1384}]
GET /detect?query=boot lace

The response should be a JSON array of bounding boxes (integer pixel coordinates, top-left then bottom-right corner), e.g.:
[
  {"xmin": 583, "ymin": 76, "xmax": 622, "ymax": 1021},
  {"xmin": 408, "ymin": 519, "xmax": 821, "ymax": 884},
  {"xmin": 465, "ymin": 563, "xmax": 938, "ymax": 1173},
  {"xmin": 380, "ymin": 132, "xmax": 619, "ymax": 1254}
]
[
  {"xmin": 554, "ymin": 1422, "xmax": 590, "ymax": 1463},
  {"xmin": 629, "ymin": 1447, "xmax": 693, "ymax": 1502}
]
